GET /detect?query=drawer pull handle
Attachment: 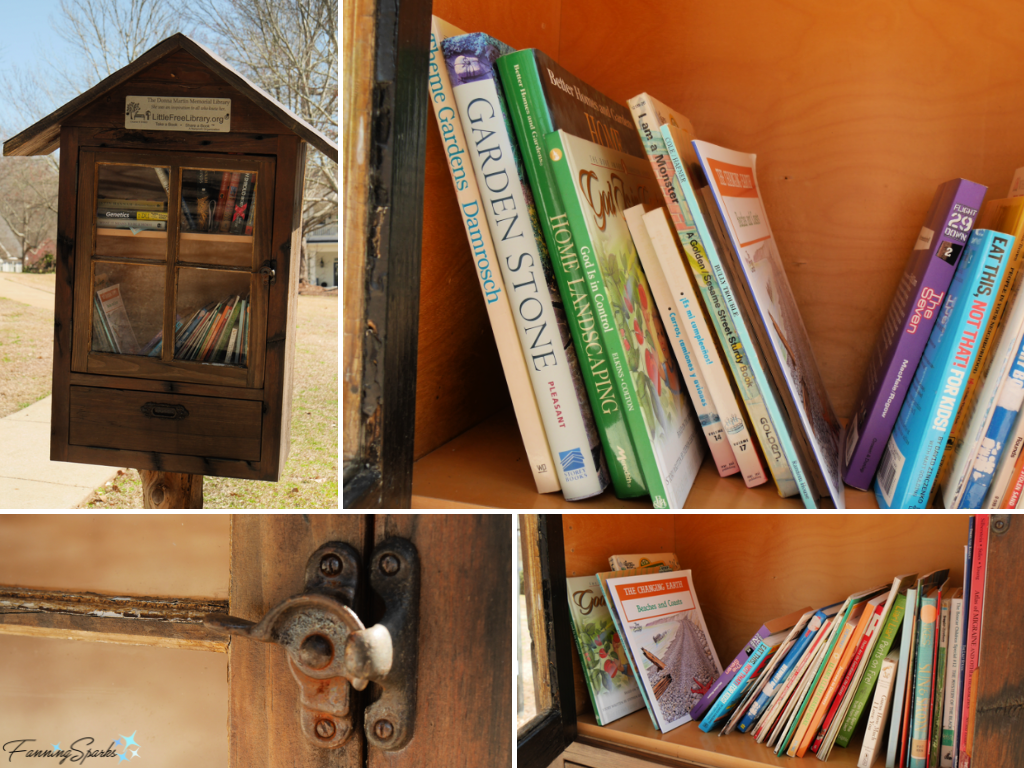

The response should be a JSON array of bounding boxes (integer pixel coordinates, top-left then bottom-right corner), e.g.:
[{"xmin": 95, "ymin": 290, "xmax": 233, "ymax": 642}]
[{"xmin": 141, "ymin": 402, "xmax": 189, "ymax": 420}]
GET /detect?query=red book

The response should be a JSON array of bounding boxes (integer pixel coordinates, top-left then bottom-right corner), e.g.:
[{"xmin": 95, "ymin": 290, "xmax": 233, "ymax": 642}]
[
  {"xmin": 959, "ymin": 515, "xmax": 989, "ymax": 768},
  {"xmin": 213, "ymin": 172, "xmax": 232, "ymax": 232},
  {"xmin": 217, "ymin": 172, "xmax": 241, "ymax": 232}
]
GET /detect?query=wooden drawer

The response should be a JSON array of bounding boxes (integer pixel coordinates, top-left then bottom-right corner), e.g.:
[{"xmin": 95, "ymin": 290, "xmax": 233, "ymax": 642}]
[{"xmin": 69, "ymin": 386, "xmax": 262, "ymax": 461}]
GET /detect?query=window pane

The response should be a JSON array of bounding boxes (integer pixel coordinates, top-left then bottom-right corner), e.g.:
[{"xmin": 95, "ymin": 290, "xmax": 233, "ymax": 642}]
[
  {"xmin": 174, "ymin": 268, "xmax": 251, "ymax": 366},
  {"xmin": 0, "ymin": 635, "xmax": 227, "ymax": 764},
  {"xmin": 92, "ymin": 262, "xmax": 165, "ymax": 356},
  {"xmin": 96, "ymin": 163, "xmax": 170, "ymax": 233}
]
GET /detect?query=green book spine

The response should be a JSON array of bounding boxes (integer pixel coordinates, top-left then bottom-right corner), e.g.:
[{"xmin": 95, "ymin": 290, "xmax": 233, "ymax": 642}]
[
  {"xmin": 545, "ymin": 129, "xmax": 705, "ymax": 508},
  {"xmin": 836, "ymin": 592, "xmax": 908, "ymax": 747},
  {"xmin": 211, "ymin": 296, "xmax": 242, "ymax": 362},
  {"xmin": 929, "ymin": 597, "xmax": 950, "ymax": 767},
  {"xmin": 496, "ymin": 50, "xmax": 647, "ymax": 499}
]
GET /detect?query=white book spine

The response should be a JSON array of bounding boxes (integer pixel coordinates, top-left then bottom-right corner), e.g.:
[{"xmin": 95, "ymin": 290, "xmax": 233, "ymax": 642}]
[
  {"xmin": 859, "ymin": 652, "xmax": 900, "ymax": 768},
  {"xmin": 624, "ymin": 205, "xmax": 737, "ymax": 476},
  {"xmin": 641, "ymin": 206, "xmax": 769, "ymax": 487},
  {"xmin": 942, "ymin": 282, "xmax": 1024, "ymax": 508},
  {"xmin": 428, "ymin": 19, "xmax": 558, "ymax": 494},
  {"xmin": 983, "ymin": 401, "xmax": 1024, "ymax": 507},
  {"xmin": 940, "ymin": 597, "xmax": 964, "ymax": 768},
  {"xmin": 448, "ymin": 67, "xmax": 607, "ymax": 500}
]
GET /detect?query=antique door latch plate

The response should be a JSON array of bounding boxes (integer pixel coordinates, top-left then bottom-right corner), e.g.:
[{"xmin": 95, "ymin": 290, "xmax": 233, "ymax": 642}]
[{"xmin": 204, "ymin": 538, "xmax": 419, "ymax": 750}]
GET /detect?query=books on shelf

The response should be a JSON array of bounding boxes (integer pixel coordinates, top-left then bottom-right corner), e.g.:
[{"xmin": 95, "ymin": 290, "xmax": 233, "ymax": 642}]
[
  {"xmin": 442, "ymin": 31, "xmax": 610, "ymax": 501},
  {"xmin": 496, "ymin": 45, "xmax": 650, "ymax": 500},
  {"xmin": 858, "ymin": 649, "xmax": 900, "ymax": 768},
  {"xmin": 605, "ymin": 569, "xmax": 721, "ymax": 733},
  {"xmin": 174, "ymin": 295, "xmax": 249, "ymax": 365},
  {"xmin": 844, "ymin": 179, "xmax": 987, "ymax": 491},
  {"xmin": 545, "ymin": 128, "xmax": 704, "ymax": 508},
  {"xmin": 95, "ymin": 283, "xmax": 140, "ymax": 354},
  {"xmin": 566, "ymin": 574, "xmax": 645, "ymax": 725},
  {"xmin": 427, "ymin": 16, "xmax": 558, "ymax": 495},
  {"xmin": 95, "ymin": 217, "xmax": 167, "ymax": 232}
]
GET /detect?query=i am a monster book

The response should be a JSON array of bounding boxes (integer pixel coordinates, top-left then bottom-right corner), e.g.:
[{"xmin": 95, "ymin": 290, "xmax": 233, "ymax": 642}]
[
  {"xmin": 546, "ymin": 128, "xmax": 704, "ymax": 508},
  {"xmin": 566, "ymin": 574, "xmax": 645, "ymax": 725},
  {"xmin": 496, "ymin": 48, "xmax": 649, "ymax": 499}
]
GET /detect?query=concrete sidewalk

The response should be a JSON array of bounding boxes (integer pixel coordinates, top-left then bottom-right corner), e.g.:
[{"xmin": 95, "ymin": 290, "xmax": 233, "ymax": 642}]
[{"xmin": 0, "ymin": 396, "xmax": 119, "ymax": 509}]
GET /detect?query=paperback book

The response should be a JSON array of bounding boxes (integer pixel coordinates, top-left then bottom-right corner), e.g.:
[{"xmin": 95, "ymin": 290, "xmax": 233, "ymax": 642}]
[
  {"xmin": 605, "ymin": 570, "xmax": 721, "ymax": 732},
  {"xmin": 428, "ymin": 16, "xmax": 559, "ymax": 494},
  {"xmin": 545, "ymin": 128, "xmax": 704, "ymax": 508},
  {"xmin": 859, "ymin": 650, "xmax": 901, "ymax": 768},
  {"xmin": 608, "ymin": 553, "xmax": 680, "ymax": 571},
  {"xmin": 442, "ymin": 32, "xmax": 610, "ymax": 501}
]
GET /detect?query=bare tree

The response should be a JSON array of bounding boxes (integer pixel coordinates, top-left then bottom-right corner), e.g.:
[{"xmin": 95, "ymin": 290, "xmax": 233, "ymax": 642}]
[{"xmin": 0, "ymin": 154, "xmax": 58, "ymax": 268}]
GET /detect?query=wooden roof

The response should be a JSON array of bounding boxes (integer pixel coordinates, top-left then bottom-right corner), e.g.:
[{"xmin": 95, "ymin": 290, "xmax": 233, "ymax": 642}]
[{"xmin": 3, "ymin": 33, "xmax": 338, "ymax": 161}]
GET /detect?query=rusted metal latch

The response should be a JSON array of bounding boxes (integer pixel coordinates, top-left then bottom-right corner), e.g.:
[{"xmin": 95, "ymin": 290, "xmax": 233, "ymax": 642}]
[{"xmin": 203, "ymin": 538, "xmax": 419, "ymax": 751}]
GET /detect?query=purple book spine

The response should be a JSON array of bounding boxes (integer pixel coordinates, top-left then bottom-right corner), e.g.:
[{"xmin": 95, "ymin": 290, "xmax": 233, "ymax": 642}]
[
  {"xmin": 842, "ymin": 179, "xmax": 988, "ymax": 490},
  {"xmin": 690, "ymin": 625, "xmax": 769, "ymax": 721}
]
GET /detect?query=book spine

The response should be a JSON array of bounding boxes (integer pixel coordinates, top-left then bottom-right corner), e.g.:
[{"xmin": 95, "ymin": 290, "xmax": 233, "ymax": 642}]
[
  {"xmin": 957, "ymin": 334, "xmax": 1024, "ymax": 508},
  {"xmin": 909, "ymin": 594, "xmax": 939, "ymax": 768},
  {"xmin": 859, "ymin": 654, "xmax": 900, "ymax": 768},
  {"xmin": 629, "ymin": 208, "xmax": 739, "ymax": 477},
  {"xmin": 495, "ymin": 50, "xmax": 646, "ymax": 499},
  {"xmin": 876, "ymin": 230, "xmax": 1015, "ymax": 508},
  {"xmin": 96, "ymin": 284, "xmax": 139, "ymax": 354},
  {"xmin": 692, "ymin": 626, "xmax": 770, "ymax": 721},
  {"xmin": 888, "ymin": 588, "xmax": 919, "ymax": 768},
  {"xmin": 660, "ymin": 125, "xmax": 800, "ymax": 498},
  {"xmin": 96, "ymin": 198, "xmax": 167, "ymax": 210},
  {"xmin": 641, "ymin": 208, "xmax": 768, "ymax": 485},
  {"xmin": 929, "ymin": 597, "xmax": 951, "ymax": 768},
  {"xmin": 959, "ymin": 515, "xmax": 989, "ymax": 768},
  {"xmin": 846, "ymin": 180, "xmax": 987, "ymax": 489},
  {"xmin": 837, "ymin": 593, "xmax": 907, "ymax": 747},
  {"xmin": 773, "ymin": 619, "xmax": 840, "ymax": 753},
  {"xmin": 790, "ymin": 619, "xmax": 857, "ymax": 757},
  {"xmin": 758, "ymin": 619, "xmax": 831, "ymax": 743},
  {"xmin": 96, "ymin": 210, "xmax": 169, "ymax": 221},
  {"xmin": 96, "ymin": 218, "xmax": 167, "ymax": 231},
  {"xmin": 941, "ymin": 597, "xmax": 964, "ymax": 768},
  {"xmin": 218, "ymin": 172, "xmax": 240, "ymax": 232},
  {"xmin": 428, "ymin": 19, "xmax": 559, "ymax": 494},
  {"xmin": 1001, "ymin": 448, "xmax": 1024, "ymax": 507},
  {"xmin": 92, "ymin": 294, "xmax": 117, "ymax": 353},
  {"xmin": 230, "ymin": 173, "xmax": 253, "ymax": 234},
  {"xmin": 983, "ymin": 396, "xmax": 1024, "ymax": 506},
  {"xmin": 699, "ymin": 639, "xmax": 774, "ymax": 732},
  {"xmin": 444, "ymin": 38, "xmax": 608, "ymax": 501}
]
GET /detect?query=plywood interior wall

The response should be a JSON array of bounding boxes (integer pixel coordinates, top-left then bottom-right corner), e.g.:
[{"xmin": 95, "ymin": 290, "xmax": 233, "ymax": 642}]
[
  {"xmin": 417, "ymin": 0, "xmax": 1024, "ymax": 458},
  {"xmin": 561, "ymin": 513, "xmax": 971, "ymax": 717}
]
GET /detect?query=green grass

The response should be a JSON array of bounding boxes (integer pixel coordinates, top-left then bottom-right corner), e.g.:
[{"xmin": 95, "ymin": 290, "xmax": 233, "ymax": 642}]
[
  {"xmin": 0, "ymin": 296, "xmax": 53, "ymax": 418},
  {"xmin": 81, "ymin": 295, "xmax": 339, "ymax": 509}
]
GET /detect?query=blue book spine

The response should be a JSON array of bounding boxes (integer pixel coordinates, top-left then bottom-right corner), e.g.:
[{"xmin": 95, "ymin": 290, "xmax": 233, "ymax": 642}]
[
  {"xmin": 909, "ymin": 593, "xmax": 939, "ymax": 768},
  {"xmin": 875, "ymin": 230, "xmax": 1015, "ymax": 508},
  {"xmin": 699, "ymin": 639, "xmax": 773, "ymax": 732},
  {"xmin": 958, "ymin": 336, "xmax": 1024, "ymax": 508},
  {"xmin": 736, "ymin": 611, "xmax": 826, "ymax": 733}
]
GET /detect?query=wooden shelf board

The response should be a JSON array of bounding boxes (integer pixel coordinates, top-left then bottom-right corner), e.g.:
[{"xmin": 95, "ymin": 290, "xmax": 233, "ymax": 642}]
[
  {"xmin": 96, "ymin": 227, "xmax": 167, "ymax": 238},
  {"xmin": 578, "ymin": 711, "xmax": 875, "ymax": 768},
  {"xmin": 180, "ymin": 232, "xmax": 253, "ymax": 243},
  {"xmin": 411, "ymin": 409, "xmax": 880, "ymax": 508}
]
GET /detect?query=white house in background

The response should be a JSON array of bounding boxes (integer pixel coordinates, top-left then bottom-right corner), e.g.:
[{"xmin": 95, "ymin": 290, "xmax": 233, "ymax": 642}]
[
  {"xmin": 0, "ymin": 217, "xmax": 22, "ymax": 272},
  {"xmin": 307, "ymin": 224, "xmax": 338, "ymax": 288}
]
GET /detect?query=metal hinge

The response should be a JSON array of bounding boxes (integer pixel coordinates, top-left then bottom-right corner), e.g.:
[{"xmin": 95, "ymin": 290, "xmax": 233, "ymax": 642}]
[{"xmin": 204, "ymin": 538, "xmax": 419, "ymax": 750}]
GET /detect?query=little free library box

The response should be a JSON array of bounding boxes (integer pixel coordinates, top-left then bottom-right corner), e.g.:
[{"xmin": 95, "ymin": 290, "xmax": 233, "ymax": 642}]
[{"xmin": 3, "ymin": 34, "xmax": 338, "ymax": 482}]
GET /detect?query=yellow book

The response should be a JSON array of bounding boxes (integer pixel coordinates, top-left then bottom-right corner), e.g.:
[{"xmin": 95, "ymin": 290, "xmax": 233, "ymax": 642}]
[{"xmin": 934, "ymin": 197, "xmax": 1024, "ymax": 497}]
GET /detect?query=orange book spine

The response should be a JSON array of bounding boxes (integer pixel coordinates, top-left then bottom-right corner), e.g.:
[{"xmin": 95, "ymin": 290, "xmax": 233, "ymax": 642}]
[
  {"xmin": 1001, "ymin": 448, "xmax": 1024, "ymax": 507},
  {"xmin": 199, "ymin": 301, "xmax": 233, "ymax": 360}
]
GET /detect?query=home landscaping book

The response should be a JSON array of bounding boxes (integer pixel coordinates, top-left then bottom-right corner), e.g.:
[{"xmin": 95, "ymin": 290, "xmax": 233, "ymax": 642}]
[
  {"xmin": 694, "ymin": 140, "xmax": 846, "ymax": 509},
  {"xmin": 625, "ymin": 205, "xmax": 740, "ymax": 478},
  {"xmin": 566, "ymin": 574, "xmax": 644, "ymax": 725},
  {"xmin": 605, "ymin": 570, "xmax": 721, "ymax": 732},
  {"xmin": 874, "ymin": 230, "xmax": 1014, "ymax": 509},
  {"xmin": 638, "ymin": 205, "xmax": 768, "ymax": 486},
  {"xmin": 545, "ymin": 128, "xmax": 704, "ymax": 508},
  {"xmin": 428, "ymin": 17, "xmax": 558, "ymax": 494},
  {"xmin": 496, "ymin": 47, "xmax": 649, "ymax": 499},
  {"xmin": 442, "ymin": 32, "xmax": 610, "ymax": 501},
  {"xmin": 658, "ymin": 119, "xmax": 798, "ymax": 499},
  {"xmin": 844, "ymin": 179, "xmax": 987, "ymax": 490}
]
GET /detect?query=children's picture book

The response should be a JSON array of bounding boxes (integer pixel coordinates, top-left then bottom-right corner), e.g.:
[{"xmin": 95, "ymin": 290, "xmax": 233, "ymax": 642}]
[
  {"xmin": 546, "ymin": 128, "xmax": 704, "ymax": 508},
  {"xmin": 858, "ymin": 650, "xmax": 901, "ymax": 768},
  {"xmin": 605, "ymin": 570, "xmax": 721, "ymax": 732},
  {"xmin": 442, "ymin": 32, "xmax": 610, "ymax": 501},
  {"xmin": 566, "ymin": 574, "xmax": 644, "ymax": 725},
  {"xmin": 693, "ymin": 140, "xmax": 846, "ymax": 509}
]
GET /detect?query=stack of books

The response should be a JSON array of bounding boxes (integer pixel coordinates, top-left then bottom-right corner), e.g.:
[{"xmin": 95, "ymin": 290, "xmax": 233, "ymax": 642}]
[
  {"xmin": 181, "ymin": 169, "xmax": 256, "ymax": 236},
  {"xmin": 96, "ymin": 197, "xmax": 168, "ymax": 233},
  {"xmin": 173, "ymin": 295, "xmax": 250, "ymax": 366},
  {"xmin": 430, "ymin": 17, "xmax": 844, "ymax": 507}
]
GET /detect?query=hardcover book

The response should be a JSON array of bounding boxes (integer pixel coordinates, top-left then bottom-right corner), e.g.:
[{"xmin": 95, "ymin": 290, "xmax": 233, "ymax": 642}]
[
  {"xmin": 875, "ymin": 230, "xmax": 1014, "ymax": 508},
  {"xmin": 428, "ymin": 16, "xmax": 559, "ymax": 494},
  {"xmin": 605, "ymin": 570, "xmax": 722, "ymax": 733},
  {"xmin": 442, "ymin": 32, "xmax": 610, "ymax": 500},
  {"xmin": 566, "ymin": 574, "xmax": 644, "ymax": 725},
  {"xmin": 845, "ymin": 179, "xmax": 987, "ymax": 490},
  {"xmin": 658, "ymin": 120, "xmax": 798, "ymax": 498},
  {"xmin": 638, "ymin": 205, "xmax": 768, "ymax": 486},
  {"xmin": 693, "ymin": 140, "xmax": 846, "ymax": 509},
  {"xmin": 496, "ymin": 46, "xmax": 649, "ymax": 499},
  {"xmin": 545, "ymin": 128, "xmax": 704, "ymax": 508},
  {"xmin": 625, "ymin": 205, "xmax": 739, "ymax": 477}
]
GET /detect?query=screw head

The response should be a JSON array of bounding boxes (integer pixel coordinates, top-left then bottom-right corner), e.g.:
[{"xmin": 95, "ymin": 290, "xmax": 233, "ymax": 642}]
[
  {"xmin": 374, "ymin": 719, "xmax": 394, "ymax": 740},
  {"xmin": 995, "ymin": 519, "xmax": 1006, "ymax": 530},
  {"xmin": 380, "ymin": 554, "xmax": 401, "ymax": 576},
  {"xmin": 315, "ymin": 718, "xmax": 336, "ymax": 740},
  {"xmin": 320, "ymin": 553, "xmax": 343, "ymax": 576},
  {"xmin": 298, "ymin": 633, "xmax": 334, "ymax": 670}
]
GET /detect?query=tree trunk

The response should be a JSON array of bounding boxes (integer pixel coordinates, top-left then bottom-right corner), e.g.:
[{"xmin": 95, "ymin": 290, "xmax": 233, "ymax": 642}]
[{"xmin": 140, "ymin": 470, "xmax": 204, "ymax": 508}]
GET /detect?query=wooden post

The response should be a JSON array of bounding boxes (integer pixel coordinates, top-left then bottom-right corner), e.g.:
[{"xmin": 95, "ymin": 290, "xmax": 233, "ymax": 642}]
[{"xmin": 141, "ymin": 470, "xmax": 203, "ymax": 508}]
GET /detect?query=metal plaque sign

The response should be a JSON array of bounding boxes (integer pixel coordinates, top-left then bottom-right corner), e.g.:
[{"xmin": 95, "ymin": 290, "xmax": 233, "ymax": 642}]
[{"xmin": 125, "ymin": 96, "xmax": 231, "ymax": 132}]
